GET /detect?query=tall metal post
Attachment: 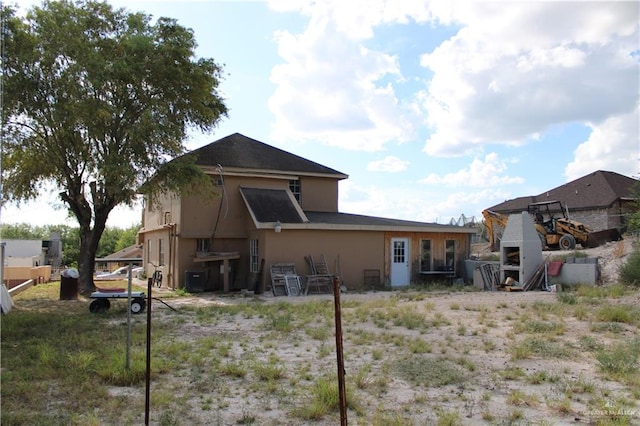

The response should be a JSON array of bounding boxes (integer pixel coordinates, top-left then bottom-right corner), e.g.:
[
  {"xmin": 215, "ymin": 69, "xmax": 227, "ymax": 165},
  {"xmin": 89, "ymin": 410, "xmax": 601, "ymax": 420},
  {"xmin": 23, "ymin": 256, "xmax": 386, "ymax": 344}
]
[
  {"xmin": 125, "ymin": 263, "xmax": 132, "ymax": 370},
  {"xmin": 333, "ymin": 275, "xmax": 347, "ymax": 425},
  {"xmin": 145, "ymin": 276, "xmax": 152, "ymax": 425}
]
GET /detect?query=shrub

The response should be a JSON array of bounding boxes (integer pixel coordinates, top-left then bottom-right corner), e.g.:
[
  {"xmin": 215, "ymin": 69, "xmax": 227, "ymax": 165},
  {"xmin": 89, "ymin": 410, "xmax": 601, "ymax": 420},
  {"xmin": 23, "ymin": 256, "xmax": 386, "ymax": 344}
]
[{"xmin": 619, "ymin": 244, "xmax": 640, "ymax": 287}]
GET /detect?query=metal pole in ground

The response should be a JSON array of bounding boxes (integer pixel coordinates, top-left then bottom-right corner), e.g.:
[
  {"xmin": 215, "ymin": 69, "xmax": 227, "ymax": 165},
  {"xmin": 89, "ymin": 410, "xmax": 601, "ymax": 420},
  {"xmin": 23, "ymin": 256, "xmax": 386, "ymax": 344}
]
[
  {"xmin": 126, "ymin": 263, "xmax": 132, "ymax": 370},
  {"xmin": 145, "ymin": 276, "xmax": 152, "ymax": 425},
  {"xmin": 333, "ymin": 275, "xmax": 347, "ymax": 425}
]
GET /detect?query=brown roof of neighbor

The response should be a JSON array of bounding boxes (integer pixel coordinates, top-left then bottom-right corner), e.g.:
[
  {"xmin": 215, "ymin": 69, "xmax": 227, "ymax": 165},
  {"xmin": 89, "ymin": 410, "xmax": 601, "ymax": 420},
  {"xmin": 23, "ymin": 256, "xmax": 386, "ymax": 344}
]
[
  {"xmin": 191, "ymin": 133, "xmax": 347, "ymax": 178},
  {"xmin": 102, "ymin": 245, "xmax": 143, "ymax": 260},
  {"xmin": 487, "ymin": 170, "xmax": 638, "ymax": 213}
]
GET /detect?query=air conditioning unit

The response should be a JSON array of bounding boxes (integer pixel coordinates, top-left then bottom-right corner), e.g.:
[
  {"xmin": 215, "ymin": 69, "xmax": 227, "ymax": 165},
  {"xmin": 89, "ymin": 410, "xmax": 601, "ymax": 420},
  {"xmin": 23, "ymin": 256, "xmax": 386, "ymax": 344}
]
[{"xmin": 185, "ymin": 271, "xmax": 205, "ymax": 293}]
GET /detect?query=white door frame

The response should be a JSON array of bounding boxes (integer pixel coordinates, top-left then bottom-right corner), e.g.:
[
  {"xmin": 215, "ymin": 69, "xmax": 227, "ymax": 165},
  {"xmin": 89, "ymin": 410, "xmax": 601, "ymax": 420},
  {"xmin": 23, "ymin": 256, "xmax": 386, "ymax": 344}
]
[{"xmin": 390, "ymin": 237, "xmax": 410, "ymax": 287}]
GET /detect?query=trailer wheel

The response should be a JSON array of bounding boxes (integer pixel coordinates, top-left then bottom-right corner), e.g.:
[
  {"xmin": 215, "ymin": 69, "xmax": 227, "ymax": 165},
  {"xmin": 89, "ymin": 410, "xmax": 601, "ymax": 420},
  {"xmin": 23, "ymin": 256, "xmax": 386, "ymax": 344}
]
[
  {"xmin": 89, "ymin": 299, "xmax": 110, "ymax": 314},
  {"xmin": 559, "ymin": 234, "xmax": 576, "ymax": 250},
  {"xmin": 130, "ymin": 298, "xmax": 146, "ymax": 314}
]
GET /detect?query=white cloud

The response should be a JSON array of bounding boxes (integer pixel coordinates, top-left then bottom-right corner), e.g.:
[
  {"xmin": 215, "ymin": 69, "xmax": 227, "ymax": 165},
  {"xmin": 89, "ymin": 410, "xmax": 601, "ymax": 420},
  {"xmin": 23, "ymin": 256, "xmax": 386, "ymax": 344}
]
[
  {"xmin": 565, "ymin": 103, "xmax": 640, "ymax": 181},
  {"xmin": 367, "ymin": 156, "xmax": 409, "ymax": 172},
  {"xmin": 419, "ymin": 153, "xmax": 523, "ymax": 187},
  {"xmin": 268, "ymin": 1, "xmax": 429, "ymax": 151},
  {"xmin": 339, "ymin": 180, "xmax": 512, "ymax": 224},
  {"xmin": 269, "ymin": 0, "xmax": 434, "ymax": 40},
  {"xmin": 419, "ymin": 1, "xmax": 640, "ymax": 157}
]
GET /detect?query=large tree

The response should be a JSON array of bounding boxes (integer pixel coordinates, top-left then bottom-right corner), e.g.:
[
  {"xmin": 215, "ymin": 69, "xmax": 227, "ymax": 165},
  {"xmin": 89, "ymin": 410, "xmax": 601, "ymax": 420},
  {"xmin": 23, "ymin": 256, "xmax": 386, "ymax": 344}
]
[{"xmin": 2, "ymin": 1, "xmax": 227, "ymax": 294}]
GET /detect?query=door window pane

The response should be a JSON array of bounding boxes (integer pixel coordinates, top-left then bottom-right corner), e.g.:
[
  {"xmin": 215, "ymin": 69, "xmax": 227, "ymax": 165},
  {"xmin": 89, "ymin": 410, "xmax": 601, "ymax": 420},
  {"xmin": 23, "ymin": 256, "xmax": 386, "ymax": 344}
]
[{"xmin": 393, "ymin": 240, "xmax": 405, "ymax": 263}]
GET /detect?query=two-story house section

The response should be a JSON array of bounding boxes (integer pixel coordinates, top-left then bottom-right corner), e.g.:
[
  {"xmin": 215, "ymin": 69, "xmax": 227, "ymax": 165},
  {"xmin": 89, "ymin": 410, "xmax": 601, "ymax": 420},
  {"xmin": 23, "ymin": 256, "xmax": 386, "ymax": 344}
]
[{"xmin": 138, "ymin": 133, "xmax": 476, "ymax": 292}]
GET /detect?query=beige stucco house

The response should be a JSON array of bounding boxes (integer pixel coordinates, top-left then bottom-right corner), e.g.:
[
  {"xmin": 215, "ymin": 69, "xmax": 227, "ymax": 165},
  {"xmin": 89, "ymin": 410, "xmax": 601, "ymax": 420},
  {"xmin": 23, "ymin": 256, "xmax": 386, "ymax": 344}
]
[{"xmin": 138, "ymin": 133, "xmax": 476, "ymax": 292}]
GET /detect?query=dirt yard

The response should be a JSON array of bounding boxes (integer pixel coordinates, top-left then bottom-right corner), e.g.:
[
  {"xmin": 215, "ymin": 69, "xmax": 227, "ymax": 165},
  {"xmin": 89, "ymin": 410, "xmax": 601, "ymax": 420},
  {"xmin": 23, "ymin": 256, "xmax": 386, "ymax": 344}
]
[{"xmin": 124, "ymin": 238, "xmax": 639, "ymax": 425}]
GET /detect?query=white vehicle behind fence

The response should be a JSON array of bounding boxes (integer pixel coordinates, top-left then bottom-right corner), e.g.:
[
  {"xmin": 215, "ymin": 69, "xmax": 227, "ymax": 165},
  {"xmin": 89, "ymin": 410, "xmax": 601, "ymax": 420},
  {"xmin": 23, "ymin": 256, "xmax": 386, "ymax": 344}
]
[{"xmin": 95, "ymin": 266, "xmax": 143, "ymax": 281}]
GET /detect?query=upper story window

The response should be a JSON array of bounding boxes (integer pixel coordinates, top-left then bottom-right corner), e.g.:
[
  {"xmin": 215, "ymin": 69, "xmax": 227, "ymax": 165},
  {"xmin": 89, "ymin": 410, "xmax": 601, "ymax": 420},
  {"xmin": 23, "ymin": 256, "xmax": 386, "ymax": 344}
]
[
  {"xmin": 196, "ymin": 238, "xmax": 210, "ymax": 253},
  {"xmin": 289, "ymin": 179, "xmax": 301, "ymax": 202}
]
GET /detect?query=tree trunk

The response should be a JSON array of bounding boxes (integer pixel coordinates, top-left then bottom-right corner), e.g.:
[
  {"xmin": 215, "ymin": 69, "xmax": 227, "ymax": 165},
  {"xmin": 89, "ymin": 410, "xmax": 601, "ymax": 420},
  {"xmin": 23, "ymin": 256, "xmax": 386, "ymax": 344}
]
[{"xmin": 77, "ymin": 216, "xmax": 109, "ymax": 296}]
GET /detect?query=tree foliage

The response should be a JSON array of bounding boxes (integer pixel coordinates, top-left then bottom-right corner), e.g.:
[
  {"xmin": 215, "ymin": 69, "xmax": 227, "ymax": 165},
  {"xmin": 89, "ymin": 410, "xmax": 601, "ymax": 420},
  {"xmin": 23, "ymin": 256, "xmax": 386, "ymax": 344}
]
[
  {"xmin": 1, "ymin": 1, "xmax": 227, "ymax": 293},
  {"xmin": 625, "ymin": 180, "xmax": 640, "ymax": 234}
]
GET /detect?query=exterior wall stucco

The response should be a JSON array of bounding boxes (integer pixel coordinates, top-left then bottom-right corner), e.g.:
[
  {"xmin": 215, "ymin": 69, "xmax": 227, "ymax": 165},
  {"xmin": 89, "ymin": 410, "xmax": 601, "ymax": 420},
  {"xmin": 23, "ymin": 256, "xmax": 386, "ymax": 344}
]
[
  {"xmin": 299, "ymin": 176, "xmax": 339, "ymax": 212},
  {"xmin": 260, "ymin": 229, "xmax": 385, "ymax": 291},
  {"xmin": 177, "ymin": 175, "xmax": 288, "ymax": 239}
]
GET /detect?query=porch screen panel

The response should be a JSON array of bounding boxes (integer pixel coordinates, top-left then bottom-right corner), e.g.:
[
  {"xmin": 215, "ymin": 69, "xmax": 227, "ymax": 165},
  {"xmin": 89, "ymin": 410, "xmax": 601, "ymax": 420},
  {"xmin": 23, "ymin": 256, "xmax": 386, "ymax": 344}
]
[
  {"xmin": 420, "ymin": 239, "xmax": 432, "ymax": 272},
  {"xmin": 445, "ymin": 239, "xmax": 455, "ymax": 271}
]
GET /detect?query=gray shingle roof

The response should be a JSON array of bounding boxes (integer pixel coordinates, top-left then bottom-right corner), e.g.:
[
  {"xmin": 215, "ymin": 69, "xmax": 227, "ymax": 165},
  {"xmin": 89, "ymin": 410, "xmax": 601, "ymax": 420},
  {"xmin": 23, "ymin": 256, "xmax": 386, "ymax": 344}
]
[
  {"xmin": 488, "ymin": 170, "xmax": 638, "ymax": 213},
  {"xmin": 303, "ymin": 211, "xmax": 475, "ymax": 232},
  {"xmin": 191, "ymin": 133, "xmax": 347, "ymax": 178},
  {"xmin": 239, "ymin": 188, "xmax": 305, "ymax": 223},
  {"xmin": 238, "ymin": 187, "xmax": 474, "ymax": 232},
  {"xmin": 304, "ymin": 211, "xmax": 440, "ymax": 227}
]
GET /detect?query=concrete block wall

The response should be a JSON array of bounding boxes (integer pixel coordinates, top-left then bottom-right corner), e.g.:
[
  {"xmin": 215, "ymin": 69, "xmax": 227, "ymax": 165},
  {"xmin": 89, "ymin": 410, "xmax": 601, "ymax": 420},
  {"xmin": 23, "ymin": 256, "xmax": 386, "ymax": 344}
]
[{"xmin": 548, "ymin": 261, "xmax": 598, "ymax": 286}]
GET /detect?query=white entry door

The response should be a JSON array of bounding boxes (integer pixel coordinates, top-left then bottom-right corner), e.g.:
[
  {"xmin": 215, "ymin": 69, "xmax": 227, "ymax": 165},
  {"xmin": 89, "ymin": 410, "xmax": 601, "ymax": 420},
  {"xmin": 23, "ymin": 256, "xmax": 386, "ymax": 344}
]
[{"xmin": 390, "ymin": 238, "xmax": 410, "ymax": 287}]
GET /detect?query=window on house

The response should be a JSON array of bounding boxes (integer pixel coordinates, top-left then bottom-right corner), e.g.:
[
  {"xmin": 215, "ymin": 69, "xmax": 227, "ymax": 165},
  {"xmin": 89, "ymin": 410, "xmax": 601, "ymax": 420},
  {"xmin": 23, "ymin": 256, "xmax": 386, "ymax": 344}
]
[
  {"xmin": 289, "ymin": 179, "xmax": 301, "ymax": 202},
  {"xmin": 196, "ymin": 238, "xmax": 210, "ymax": 253},
  {"xmin": 147, "ymin": 240, "xmax": 152, "ymax": 264},
  {"xmin": 445, "ymin": 239, "xmax": 455, "ymax": 271},
  {"xmin": 159, "ymin": 238, "xmax": 165, "ymax": 266},
  {"xmin": 420, "ymin": 239, "xmax": 432, "ymax": 272},
  {"xmin": 250, "ymin": 239, "xmax": 259, "ymax": 273}
]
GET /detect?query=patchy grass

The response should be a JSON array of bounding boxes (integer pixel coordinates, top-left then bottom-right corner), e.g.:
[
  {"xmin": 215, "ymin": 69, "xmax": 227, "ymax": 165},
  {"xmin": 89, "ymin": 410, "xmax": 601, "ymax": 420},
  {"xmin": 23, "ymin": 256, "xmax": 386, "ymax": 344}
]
[{"xmin": 3, "ymin": 282, "xmax": 640, "ymax": 425}]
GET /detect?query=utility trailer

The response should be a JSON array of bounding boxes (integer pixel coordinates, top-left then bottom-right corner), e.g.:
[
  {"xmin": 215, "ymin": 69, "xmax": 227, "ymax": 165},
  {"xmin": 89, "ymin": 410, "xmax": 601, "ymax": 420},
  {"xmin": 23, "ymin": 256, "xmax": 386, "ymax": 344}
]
[{"xmin": 89, "ymin": 288, "xmax": 146, "ymax": 314}]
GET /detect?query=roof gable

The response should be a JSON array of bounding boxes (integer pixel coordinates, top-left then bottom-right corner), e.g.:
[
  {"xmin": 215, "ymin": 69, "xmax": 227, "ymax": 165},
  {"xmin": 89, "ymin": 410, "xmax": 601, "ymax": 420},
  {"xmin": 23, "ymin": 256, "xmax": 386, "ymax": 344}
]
[
  {"xmin": 191, "ymin": 133, "xmax": 347, "ymax": 178},
  {"xmin": 488, "ymin": 170, "xmax": 638, "ymax": 213}
]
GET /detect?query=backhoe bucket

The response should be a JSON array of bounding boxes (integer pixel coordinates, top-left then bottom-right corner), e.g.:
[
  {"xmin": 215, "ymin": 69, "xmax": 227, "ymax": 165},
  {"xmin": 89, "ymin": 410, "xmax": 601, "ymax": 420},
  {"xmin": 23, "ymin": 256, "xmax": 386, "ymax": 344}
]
[{"xmin": 585, "ymin": 229, "xmax": 623, "ymax": 248}]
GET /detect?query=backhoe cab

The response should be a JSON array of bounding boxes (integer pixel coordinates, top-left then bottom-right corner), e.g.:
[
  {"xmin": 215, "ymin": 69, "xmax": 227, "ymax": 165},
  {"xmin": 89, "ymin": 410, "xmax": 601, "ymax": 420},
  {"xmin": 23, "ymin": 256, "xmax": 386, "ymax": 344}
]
[{"xmin": 527, "ymin": 201, "xmax": 588, "ymax": 250}]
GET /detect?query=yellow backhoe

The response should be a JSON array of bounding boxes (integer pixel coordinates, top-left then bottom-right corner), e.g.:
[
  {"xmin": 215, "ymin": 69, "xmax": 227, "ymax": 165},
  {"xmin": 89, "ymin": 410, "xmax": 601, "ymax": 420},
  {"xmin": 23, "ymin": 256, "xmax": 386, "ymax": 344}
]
[{"xmin": 482, "ymin": 200, "xmax": 622, "ymax": 251}]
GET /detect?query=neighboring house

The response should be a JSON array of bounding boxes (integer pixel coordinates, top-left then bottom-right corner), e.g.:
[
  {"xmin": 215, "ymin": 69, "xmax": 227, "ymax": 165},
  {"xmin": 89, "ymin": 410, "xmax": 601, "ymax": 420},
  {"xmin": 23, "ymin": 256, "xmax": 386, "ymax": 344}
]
[
  {"xmin": 138, "ymin": 133, "xmax": 476, "ymax": 292},
  {"xmin": 1, "ymin": 234, "xmax": 61, "ymax": 288},
  {"xmin": 95, "ymin": 244, "xmax": 143, "ymax": 274},
  {"xmin": 486, "ymin": 170, "xmax": 638, "ymax": 233},
  {"xmin": 1, "ymin": 233, "xmax": 63, "ymax": 268}
]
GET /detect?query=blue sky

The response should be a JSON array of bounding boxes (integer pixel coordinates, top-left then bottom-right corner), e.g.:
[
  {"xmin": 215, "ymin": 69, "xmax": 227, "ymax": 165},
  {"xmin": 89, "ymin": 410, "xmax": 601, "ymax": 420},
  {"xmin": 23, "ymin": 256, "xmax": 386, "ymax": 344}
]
[{"xmin": 3, "ymin": 0, "xmax": 639, "ymax": 228}]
